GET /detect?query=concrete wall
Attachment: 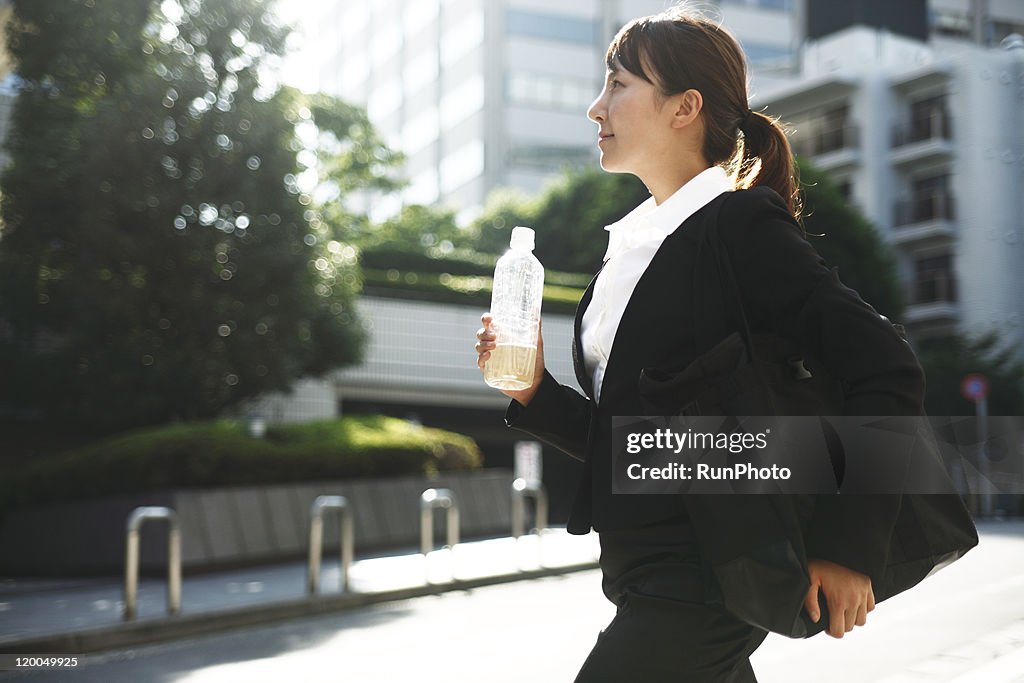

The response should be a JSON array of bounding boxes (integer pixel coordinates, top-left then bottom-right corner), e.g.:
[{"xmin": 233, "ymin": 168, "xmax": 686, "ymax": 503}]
[{"xmin": 0, "ymin": 470, "xmax": 518, "ymax": 578}]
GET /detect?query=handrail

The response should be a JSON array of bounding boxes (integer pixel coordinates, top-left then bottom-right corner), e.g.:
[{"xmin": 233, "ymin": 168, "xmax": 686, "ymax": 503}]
[
  {"xmin": 420, "ymin": 488, "xmax": 459, "ymax": 556},
  {"xmin": 307, "ymin": 495, "xmax": 354, "ymax": 595},
  {"xmin": 511, "ymin": 478, "xmax": 548, "ymax": 539},
  {"xmin": 124, "ymin": 506, "xmax": 181, "ymax": 621}
]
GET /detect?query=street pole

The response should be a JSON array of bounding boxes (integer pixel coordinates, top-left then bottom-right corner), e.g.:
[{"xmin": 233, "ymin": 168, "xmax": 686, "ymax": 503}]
[{"xmin": 977, "ymin": 396, "xmax": 992, "ymax": 517}]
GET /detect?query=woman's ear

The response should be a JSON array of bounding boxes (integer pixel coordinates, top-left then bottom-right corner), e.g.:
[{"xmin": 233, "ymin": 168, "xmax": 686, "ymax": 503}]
[{"xmin": 671, "ymin": 89, "xmax": 703, "ymax": 128}]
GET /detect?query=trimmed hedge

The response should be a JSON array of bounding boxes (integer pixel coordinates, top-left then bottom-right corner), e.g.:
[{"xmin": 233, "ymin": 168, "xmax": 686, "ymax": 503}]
[
  {"xmin": 0, "ymin": 416, "xmax": 482, "ymax": 514},
  {"xmin": 360, "ymin": 245, "xmax": 593, "ymax": 288},
  {"xmin": 362, "ymin": 268, "xmax": 585, "ymax": 314}
]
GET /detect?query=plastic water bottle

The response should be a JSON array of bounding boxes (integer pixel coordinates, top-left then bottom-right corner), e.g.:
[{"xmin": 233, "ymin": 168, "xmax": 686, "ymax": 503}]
[{"xmin": 484, "ymin": 226, "xmax": 544, "ymax": 391}]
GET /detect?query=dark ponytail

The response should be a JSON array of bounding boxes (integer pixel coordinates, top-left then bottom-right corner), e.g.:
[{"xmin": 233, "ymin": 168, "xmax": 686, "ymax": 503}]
[
  {"xmin": 737, "ymin": 111, "xmax": 804, "ymax": 226},
  {"xmin": 606, "ymin": 5, "xmax": 804, "ymax": 224}
]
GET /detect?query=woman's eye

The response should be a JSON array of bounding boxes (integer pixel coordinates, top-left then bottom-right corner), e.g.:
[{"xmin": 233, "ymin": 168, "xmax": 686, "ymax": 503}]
[{"xmin": 610, "ymin": 80, "xmax": 622, "ymax": 90}]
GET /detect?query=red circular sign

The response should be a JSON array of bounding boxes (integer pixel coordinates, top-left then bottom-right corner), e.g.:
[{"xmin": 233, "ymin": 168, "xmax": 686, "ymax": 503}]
[{"xmin": 960, "ymin": 373, "xmax": 989, "ymax": 402}]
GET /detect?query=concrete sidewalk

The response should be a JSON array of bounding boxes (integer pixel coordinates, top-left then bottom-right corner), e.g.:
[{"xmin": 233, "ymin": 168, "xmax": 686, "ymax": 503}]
[{"xmin": 0, "ymin": 529, "xmax": 599, "ymax": 656}]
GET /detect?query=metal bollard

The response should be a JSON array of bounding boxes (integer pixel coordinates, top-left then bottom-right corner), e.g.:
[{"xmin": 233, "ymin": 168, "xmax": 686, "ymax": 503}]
[
  {"xmin": 308, "ymin": 495, "xmax": 354, "ymax": 595},
  {"xmin": 124, "ymin": 506, "xmax": 181, "ymax": 621},
  {"xmin": 511, "ymin": 478, "xmax": 548, "ymax": 539},
  {"xmin": 420, "ymin": 488, "xmax": 459, "ymax": 555}
]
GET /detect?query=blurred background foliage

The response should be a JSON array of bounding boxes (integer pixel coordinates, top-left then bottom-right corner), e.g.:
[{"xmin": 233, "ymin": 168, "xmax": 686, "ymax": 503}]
[
  {"xmin": 0, "ymin": 0, "xmax": 400, "ymax": 433},
  {"xmin": 918, "ymin": 333, "xmax": 1024, "ymax": 416},
  {"xmin": 0, "ymin": 415, "xmax": 482, "ymax": 515}
]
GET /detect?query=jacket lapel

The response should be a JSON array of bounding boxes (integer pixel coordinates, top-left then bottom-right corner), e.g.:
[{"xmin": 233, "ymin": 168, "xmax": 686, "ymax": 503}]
[{"xmin": 572, "ymin": 264, "xmax": 604, "ymax": 399}]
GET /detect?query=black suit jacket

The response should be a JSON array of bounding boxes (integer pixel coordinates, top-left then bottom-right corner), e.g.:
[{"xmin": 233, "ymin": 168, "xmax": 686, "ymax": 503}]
[{"xmin": 505, "ymin": 186, "xmax": 931, "ymax": 584}]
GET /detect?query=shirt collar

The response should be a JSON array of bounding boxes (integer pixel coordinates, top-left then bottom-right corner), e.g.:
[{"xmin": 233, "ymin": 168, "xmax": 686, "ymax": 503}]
[{"xmin": 603, "ymin": 165, "xmax": 733, "ymax": 262}]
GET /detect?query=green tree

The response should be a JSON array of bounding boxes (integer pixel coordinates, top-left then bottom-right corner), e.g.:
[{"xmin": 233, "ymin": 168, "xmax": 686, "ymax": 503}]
[
  {"xmin": 917, "ymin": 332, "xmax": 1024, "ymax": 416},
  {"xmin": 473, "ymin": 170, "xmax": 648, "ymax": 272},
  {"xmin": 357, "ymin": 204, "xmax": 467, "ymax": 253},
  {"xmin": 0, "ymin": 0, "xmax": 396, "ymax": 433},
  {"xmin": 798, "ymin": 162, "xmax": 904, "ymax": 320}
]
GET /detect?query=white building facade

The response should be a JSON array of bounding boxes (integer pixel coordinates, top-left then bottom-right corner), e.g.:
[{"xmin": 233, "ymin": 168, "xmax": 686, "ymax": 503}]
[{"xmin": 753, "ymin": 25, "xmax": 1024, "ymax": 357}]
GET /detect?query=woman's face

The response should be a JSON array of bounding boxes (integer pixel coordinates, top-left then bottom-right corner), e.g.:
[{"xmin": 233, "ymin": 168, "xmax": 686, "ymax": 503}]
[{"xmin": 587, "ymin": 58, "xmax": 673, "ymax": 177}]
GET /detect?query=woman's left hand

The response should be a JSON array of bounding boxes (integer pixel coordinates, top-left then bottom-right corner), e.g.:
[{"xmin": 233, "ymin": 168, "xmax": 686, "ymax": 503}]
[{"xmin": 804, "ymin": 558, "xmax": 875, "ymax": 639}]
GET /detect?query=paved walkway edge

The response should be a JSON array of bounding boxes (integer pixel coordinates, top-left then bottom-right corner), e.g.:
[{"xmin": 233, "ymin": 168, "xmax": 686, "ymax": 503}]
[{"xmin": 0, "ymin": 560, "xmax": 598, "ymax": 655}]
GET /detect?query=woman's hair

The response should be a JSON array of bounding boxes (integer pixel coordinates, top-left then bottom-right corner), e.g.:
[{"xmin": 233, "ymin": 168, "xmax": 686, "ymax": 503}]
[{"xmin": 606, "ymin": 5, "xmax": 804, "ymax": 222}]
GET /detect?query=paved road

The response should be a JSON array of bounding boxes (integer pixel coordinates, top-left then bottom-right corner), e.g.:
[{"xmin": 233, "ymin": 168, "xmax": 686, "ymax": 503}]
[{"xmin": 2, "ymin": 521, "xmax": 1023, "ymax": 683}]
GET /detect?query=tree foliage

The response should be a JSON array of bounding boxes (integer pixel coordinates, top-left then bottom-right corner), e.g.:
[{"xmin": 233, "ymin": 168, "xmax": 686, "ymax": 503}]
[
  {"xmin": 472, "ymin": 170, "xmax": 649, "ymax": 273},
  {"xmin": 797, "ymin": 163, "xmax": 904, "ymax": 320},
  {"xmin": 917, "ymin": 332, "xmax": 1024, "ymax": 416},
  {"xmin": 355, "ymin": 203, "xmax": 465, "ymax": 253},
  {"xmin": 0, "ymin": 0, "xmax": 396, "ymax": 433}
]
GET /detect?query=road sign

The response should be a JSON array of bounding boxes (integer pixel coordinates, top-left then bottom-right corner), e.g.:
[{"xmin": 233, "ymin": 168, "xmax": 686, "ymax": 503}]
[{"xmin": 961, "ymin": 373, "xmax": 989, "ymax": 402}]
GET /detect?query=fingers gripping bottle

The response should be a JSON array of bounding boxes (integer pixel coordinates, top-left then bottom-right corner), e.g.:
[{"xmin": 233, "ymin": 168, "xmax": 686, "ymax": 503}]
[{"xmin": 484, "ymin": 226, "xmax": 544, "ymax": 391}]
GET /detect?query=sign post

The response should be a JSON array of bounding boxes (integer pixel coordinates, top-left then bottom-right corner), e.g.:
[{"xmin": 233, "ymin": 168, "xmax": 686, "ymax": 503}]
[
  {"xmin": 514, "ymin": 441, "xmax": 542, "ymax": 487},
  {"xmin": 961, "ymin": 373, "xmax": 991, "ymax": 516}
]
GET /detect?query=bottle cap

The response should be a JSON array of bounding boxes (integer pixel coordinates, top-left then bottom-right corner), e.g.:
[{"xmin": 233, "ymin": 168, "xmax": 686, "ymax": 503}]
[{"xmin": 510, "ymin": 226, "xmax": 535, "ymax": 251}]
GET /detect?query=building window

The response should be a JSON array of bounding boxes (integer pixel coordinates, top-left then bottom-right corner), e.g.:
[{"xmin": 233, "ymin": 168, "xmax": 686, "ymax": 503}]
[
  {"xmin": 895, "ymin": 173, "xmax": 955, "ymax": 226},
  {"xmin": 913, "ymin": 254, "xmax": 957, "ymax": 304},
  {"xmin": 370, "ymin": 24, "xmax": 402, "ymax": 68},
  {"xmin": 507, "ymin": 72, "xmax": 598, "ymax": 112},
  {"xmin": 754, "ymin": 0, "xmax": 793, "ymax": 13},
  {"xmin": 789, "ymin": 104, "xmax": 858, "ymax": 158},
  {"xmin": 367, "ymin": 80, "xmax": 402, "ymax": 120},
  {"xmin": 892, "ymin": 94, "xmax": 951, "ymax": 147},
  {"xmin": 910, "ymin": 94, "xmax": 951, "ymax": 137},
  {"xmin": 440, "ymin": 139, "xmax": 485, "ymax": 194},
  {"xmin": 401, "ymin": 107, "xmax": 439, "ymax": 156},
  {"xmin": 930, "ymin": 9, "xmax": 971, "ymax": 39},
  {"xmin": 404, "ymin": 48, "xmax": 439, "ymax": 92},
  {"xmin": 405, "ymin": 169, "xmax": 440, "ymax": 205},
  {"xmin": 441, "ymin": 11, "xmax": 484, "ymax": 67},
  {"xmin": 441, "ymin": 75, "xmax": 484, "ymax": 130},
  {"xmin": 506, "ymin": 144, "xmax": 592, "ymax": 170},
  {"xmin": 506, "ymin": 9, "xmax": 598, "ymax": 46},
  {"xmin": 742, "ymin": 42, "xmax": 793, "ymax": 66}
]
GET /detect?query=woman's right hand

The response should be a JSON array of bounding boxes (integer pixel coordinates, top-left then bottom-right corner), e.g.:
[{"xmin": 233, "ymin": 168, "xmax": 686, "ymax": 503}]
[{"xmin": 475, "ymin": 312, "xmax": 546, "ymax": 407}]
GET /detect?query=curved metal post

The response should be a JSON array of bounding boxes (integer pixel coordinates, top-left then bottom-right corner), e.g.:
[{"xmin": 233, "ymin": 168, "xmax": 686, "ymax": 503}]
[
  {"xmin": 420, "ymin": 488, "xmax": 459, "ymax": 555},
  {"xmin": 511, "ymin": 478, "xmax": 548, "ymax": 538},
  {"xmin": 308, "ymin": 495, "xmax": 354, "ymax": 595},
  {"xmin": 124, "ymin": 506, "xmax": 181, "ymax": 621}
]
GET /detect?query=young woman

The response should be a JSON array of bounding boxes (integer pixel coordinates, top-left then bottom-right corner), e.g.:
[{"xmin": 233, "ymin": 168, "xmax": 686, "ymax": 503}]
[{"xmin": 475, "ymin": 6, "xmax": 962, "ymax": 681}]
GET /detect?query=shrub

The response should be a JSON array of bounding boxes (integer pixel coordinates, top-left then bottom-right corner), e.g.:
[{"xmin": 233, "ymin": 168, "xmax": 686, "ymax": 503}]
[{"xmin": 0, "ymin": 416, "xmax": 482, "ymax": 513}]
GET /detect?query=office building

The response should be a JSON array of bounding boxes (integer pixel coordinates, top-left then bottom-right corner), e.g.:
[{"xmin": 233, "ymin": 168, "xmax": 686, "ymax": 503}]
[{"xmin": 294, "ymin": 0, "xmax": 798, "ymax": 220}]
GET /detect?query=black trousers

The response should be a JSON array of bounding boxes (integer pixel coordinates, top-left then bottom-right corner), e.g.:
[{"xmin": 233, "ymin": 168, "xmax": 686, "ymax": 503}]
[{"xmin": 574, "ymin": 516, "xmax": 767, "ymax": 682}]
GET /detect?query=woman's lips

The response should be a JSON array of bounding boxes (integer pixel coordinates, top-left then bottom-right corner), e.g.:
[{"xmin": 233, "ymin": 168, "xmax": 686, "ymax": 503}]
[{"xmin": 598, "ymin": 134, "xmax": 614, "ymax": 144}]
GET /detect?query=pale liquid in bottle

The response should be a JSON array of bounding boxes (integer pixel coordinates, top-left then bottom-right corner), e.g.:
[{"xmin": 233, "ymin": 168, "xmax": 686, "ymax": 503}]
[{"xmin": 484, "ymin": 343, "xmax": 537, "ymax": 391}]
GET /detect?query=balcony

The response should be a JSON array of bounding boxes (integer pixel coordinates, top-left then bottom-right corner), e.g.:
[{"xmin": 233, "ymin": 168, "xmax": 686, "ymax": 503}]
[
  {"xmin": 904, "ymin": 270, "xmax": 958, "ymax": 331},
  {"xmin": 791, "ymin": 124, "xmax": 860, "ymax": 172},
  {"xmin": 890, "ymin": 112, "xmax": 954, "ymax": 167},
  {"xmin": 903, "ymin": 300, "xmax": 959, "ymax": 334},
  {"xmin": 912, "ymin": 269, "xmax": 956, "ymax": 305},
  {"xmin": 889, "ymin": 191, "xmax": 957, "ymax": 248}
]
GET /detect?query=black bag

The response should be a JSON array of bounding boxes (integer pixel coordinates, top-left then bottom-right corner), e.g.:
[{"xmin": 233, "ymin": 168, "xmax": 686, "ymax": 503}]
[{"xmin": 647, "ymin": 194, "xmax": 978, "ymax": 638}]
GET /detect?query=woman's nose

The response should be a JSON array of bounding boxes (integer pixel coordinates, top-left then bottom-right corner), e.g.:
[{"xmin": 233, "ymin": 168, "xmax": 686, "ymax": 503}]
[{"xmin": 587, "ymin": 92, "xmax": 605, "ymax": 123}]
